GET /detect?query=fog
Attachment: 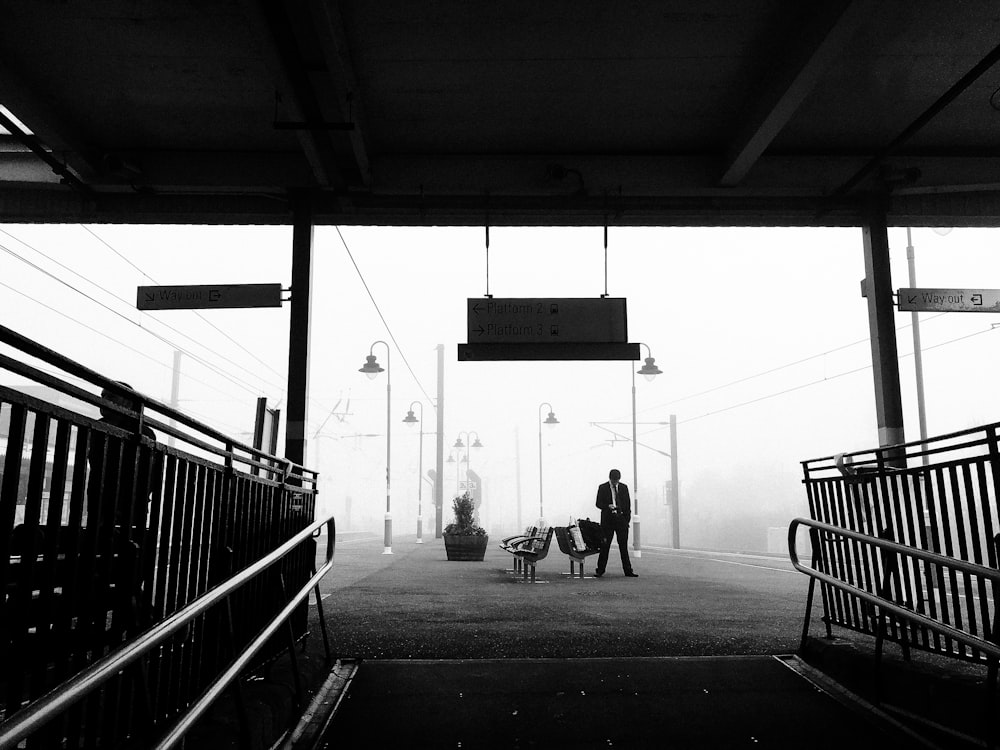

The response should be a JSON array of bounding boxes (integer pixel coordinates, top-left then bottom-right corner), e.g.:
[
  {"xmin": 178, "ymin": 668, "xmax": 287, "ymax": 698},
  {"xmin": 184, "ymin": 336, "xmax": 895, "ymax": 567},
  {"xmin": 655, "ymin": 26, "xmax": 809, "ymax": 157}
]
[{"xmin": 3, "ymin": 224, "xmax": 999, "ymax": 553}]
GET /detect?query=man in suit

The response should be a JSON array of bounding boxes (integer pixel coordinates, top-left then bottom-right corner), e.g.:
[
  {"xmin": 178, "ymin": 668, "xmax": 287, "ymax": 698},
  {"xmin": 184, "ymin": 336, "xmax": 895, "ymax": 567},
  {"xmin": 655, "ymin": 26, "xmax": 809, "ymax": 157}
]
[{"xmin": 594, "ymin": 469, "xmax": 638, "ymax": 577}]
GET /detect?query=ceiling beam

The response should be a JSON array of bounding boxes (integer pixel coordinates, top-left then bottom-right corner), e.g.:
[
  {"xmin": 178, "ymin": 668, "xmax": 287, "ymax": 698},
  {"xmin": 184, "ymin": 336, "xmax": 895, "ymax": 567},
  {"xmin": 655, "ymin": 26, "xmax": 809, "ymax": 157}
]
[
  {"xmin": 5, "ymin": 182, "xmax": 1000, "ymax": 227},
  {"xmin": 307, "ymin": 0, "xmax": 371, "ymax": 187},
  {"xmin": 719, "ymin": 1, "xmax": 867, "ymax": 187},
  {"xmin": 243, "ymin": 0, "xmax": 346, "ymax": 188},
  {"xmin": 0, "ymin": 59, "xmax": 103, "ymax": 182},
  {"xmin": 834, "ymin": 36, "xmax": 1000, "ymax": 197},
  {"xmin": 0, "ymin": 109, "xmax": 90, "ymax": 192}
]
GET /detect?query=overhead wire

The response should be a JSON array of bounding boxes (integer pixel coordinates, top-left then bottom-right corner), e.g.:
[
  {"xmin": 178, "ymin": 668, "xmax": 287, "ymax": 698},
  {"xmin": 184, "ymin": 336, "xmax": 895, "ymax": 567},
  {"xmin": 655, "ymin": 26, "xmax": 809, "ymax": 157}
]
[
  {"xmin": 0, "ymin": 241, "xmax": 268, "ymax": 398},
  {"xmin": 670, "ymin": 324, "xmax": 999, "ymax": 426},
  {"xmin": 638, "ymin": 312, "xmax": 947, "ymax": 416},
  {"xmin": 78, "ymin": 224, "xmax": 288, "ymax": 382},
  {"xmin": 567, "ymin": 322, "xmax": 999, "ymax": 460},
  {"xmin": 75, "ymin": 225, "xmax": 350, "ymax": 417},
  {"xmin": 0, "ymin": 227, "xmax": 289, "ymax": 395},
  {"xmin": 334, "ymin": 226, "xmax": 436, "ymax": 406},
  {"xmin": 2, "ymin": 226, "xmax": 360, "ymax": 423},
  {"xmin": 0, "ymin": 278, "xmax": 252, "ymax": 412}
]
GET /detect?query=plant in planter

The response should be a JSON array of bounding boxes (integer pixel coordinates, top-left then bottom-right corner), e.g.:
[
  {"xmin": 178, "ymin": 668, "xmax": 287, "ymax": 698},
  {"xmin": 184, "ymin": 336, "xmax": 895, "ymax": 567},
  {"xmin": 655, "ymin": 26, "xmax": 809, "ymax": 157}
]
[{"xmin": 443, "ymin": 493, "xmax": 489, "ymax": 561}]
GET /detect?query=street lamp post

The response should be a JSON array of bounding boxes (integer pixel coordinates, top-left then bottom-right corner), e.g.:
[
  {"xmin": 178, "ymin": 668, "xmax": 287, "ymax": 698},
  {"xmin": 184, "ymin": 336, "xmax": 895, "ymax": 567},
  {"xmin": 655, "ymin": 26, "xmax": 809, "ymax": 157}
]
[
  {"xmin": 403, "ymin": 401, "xmax": 425, "ymax": 543},
  {"xmin": 453, "ymin": 431, "xmax": 483, "ymax": 490},
  {"xmin": 359, "ymin": 340, "xmax": 393, "ymax": 554},
  {"xmin": 632, "ymin": 345, "xmax": 662, "ymax": 558},
  {"xmin": 906, "ymin": 227, "xmax": 929, "ymax": 466},
  {"xmin": 537, "ymin": 403, "xmax": 559, "ymax": 519}
]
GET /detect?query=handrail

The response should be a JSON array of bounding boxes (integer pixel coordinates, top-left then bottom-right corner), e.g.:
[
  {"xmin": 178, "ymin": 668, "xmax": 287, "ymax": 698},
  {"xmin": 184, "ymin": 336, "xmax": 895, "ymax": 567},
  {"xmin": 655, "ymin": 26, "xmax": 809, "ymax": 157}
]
[
  {"xmin": 801, "ymin": 421, "xmax": 996, "ymax": 467},
  {"xmin": 800, "ymin": 421, "xmax": 999, "ymax": 480},
  {"xmin": 0, "ymin": 515, "xmax": 336, "ymax": 750},
  {"xmin": 787, "ymin": 517, "xmax": 1000, "ymax": 661},
  {"xmin": 0, "ymin": 323, "xmax": 314, "ymax": 481}
]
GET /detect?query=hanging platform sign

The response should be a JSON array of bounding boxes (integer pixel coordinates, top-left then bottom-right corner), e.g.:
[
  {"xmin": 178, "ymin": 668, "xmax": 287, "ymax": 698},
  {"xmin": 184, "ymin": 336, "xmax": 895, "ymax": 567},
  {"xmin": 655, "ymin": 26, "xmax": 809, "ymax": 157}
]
[
  {"xmin": 466, "ymin": 297, "xmax": 628, "ymax": 343},
  {"xmin": 897, "ymin": 287, "xmax": 1000, "ymax": 313},
  {"xmin": 137, "ymin": 283, "xmax": 282, "ymax": 310},
  {"xmin": 458, "ymin": 342, "xmax": 640, "ymax": 361}
]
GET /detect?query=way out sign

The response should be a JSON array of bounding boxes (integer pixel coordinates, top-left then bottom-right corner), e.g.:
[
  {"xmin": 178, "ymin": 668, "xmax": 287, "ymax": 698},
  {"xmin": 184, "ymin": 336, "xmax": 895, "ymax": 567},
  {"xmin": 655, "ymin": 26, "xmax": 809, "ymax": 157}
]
[
  {"xmin": 897, "ymin": 288, "xmax": 1000, "ymax": 313},
  {"xmin": 137, "ymin": 283, "xmax": 282, "ymax": 310}
]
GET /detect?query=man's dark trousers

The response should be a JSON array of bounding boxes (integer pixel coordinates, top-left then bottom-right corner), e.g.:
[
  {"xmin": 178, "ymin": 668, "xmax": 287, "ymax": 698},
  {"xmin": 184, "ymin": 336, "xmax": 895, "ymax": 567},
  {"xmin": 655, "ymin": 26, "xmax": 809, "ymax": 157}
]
[{"xmin": 596, "ymin": 515, "xmax": 634, "ymax": 575}]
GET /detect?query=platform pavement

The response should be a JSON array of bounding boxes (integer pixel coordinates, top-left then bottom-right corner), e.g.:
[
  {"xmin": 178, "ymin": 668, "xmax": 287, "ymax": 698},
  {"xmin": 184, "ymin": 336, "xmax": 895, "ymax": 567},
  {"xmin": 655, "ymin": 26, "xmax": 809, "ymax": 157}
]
[{"xmin": 188, "ymin": 532, "xmax": 993, "ymax": 748}]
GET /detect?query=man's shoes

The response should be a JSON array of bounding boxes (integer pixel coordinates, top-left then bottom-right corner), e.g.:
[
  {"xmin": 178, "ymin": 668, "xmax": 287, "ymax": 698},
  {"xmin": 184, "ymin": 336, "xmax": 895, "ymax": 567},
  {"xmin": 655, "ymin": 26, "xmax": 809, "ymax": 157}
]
[
  {"xmin": 624, "ymin": 572, "xmax": 639, "ymax": 577},
  {"xmin": 593, "ymin": 571, "xmax": 604, "ymax": 578}
]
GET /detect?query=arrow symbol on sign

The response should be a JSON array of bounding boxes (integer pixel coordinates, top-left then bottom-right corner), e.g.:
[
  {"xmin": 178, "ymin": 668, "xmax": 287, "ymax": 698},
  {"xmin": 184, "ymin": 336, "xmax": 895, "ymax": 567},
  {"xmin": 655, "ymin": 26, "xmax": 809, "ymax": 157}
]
[
  {"xmin": 973, "ymin": 294, "xmax": 983, "ymax": 305},
  {"xmin": 144, "ymin": 292, "xmax": 154, "ymax": 303},
  {"xmin": 907, "ymin": 295, "xmax": 917, "ymax": 304},
  {"xmin": 475, "ymin": 325, "xmax": 485, "ymax": 336},
  {"xmin": 472, "ymin": 303, "xmax": 483, "ymax": 315}
]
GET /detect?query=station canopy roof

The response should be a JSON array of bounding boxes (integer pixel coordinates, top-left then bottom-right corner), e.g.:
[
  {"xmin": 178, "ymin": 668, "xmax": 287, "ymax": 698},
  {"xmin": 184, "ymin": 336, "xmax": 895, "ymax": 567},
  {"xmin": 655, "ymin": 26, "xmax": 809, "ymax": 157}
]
[{"xmin": 2, "ymin": 1, "xmax": 1000, "ymax": 227}]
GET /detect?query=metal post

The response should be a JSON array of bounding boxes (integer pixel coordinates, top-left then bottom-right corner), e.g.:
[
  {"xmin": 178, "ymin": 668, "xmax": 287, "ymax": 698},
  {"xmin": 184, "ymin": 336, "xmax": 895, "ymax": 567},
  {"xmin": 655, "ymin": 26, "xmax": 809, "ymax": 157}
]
[
  {"xmin": 632, "ymin": 369, "xmax": 641, "ymax": 557},
  {"xmin": 168, "ymin": 350, "xmax": 181, "ymax": 448},
  {"xmin": 862, "ymin": 200, "xmax": 906, "ymax": 464},
  {"xmin": 906, "ymin": 228, "xmax": 929, "ymax": 465},
  {"xmin": 413, "ymin": 402, "xmax": 424, "ymax": 543},
  {"xmin": 435, "ymin": 344, "xmax": 445, "ymax": 538},
  {"xmin": 538, "ymin": 412, "xmax": 544, "ymax": 519},
  {"xmin": 362, "ymin": 340, "xmax": 392, "ymax": 553},
  {"xmin": 906, "ymin": 229, "xmax": 934, "ymax": 594},
  {"xmin": 252, "ymin": 397, "xmax": 267, "ymax": 477},
  {"xmin": 670, "ymin": 413, "xmax": 679, "ymax": 549},
  {"xmin": 284, "ymin": 194, "xmax": 313, "ymax": 469},
  {"xmin": 252, "ymin": 397, "xmax": 267, "ymax": 452},
  {"xmin": 384, "ymin": 348, "xmax": 392, "ymax": 554},
  {"xmin": 537, "ymin": 404, "xmax": 554, "ymax": 520}
]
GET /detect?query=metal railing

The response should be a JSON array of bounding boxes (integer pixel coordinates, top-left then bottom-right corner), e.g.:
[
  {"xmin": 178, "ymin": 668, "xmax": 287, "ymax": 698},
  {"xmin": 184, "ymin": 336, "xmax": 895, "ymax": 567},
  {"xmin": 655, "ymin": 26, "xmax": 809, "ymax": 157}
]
[
  {"xmin": 788, "ymin": 517, "xmax": 1000, "ymax": 663},
  {"xmin": 0, "ymin": 516, "xmax": 335, "ymax": 750},
  {"xmin": 0, "ymin": 322, "xmax": 324, "ymax": 747},
  {"xmin": 801, "ymin": 422, "xmax": 1000, "ymax": 662}
]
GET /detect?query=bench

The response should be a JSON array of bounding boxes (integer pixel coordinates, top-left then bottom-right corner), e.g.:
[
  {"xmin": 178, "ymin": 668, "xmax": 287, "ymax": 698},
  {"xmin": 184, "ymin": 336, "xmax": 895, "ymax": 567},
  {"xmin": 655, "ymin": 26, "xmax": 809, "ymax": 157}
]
[
  {"xmin": 503, "ymin": 527, "xmax": 554, "ymax": 583},
  {"xmin": 499, "ymin": 525, "xmax": 539, "ymax": 553},
  {"xmin": 499, "ymin": 526, "xmax": 537, "ymax": 576},
  {"xmin": 554, "ymin": 525, "xmax": 601, "ymax": 578}
]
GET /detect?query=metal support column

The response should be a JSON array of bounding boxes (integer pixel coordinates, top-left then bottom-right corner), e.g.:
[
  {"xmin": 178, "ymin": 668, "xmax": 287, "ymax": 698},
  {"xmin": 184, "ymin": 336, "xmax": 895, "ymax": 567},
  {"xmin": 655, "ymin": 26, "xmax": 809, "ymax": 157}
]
[
  {"xmin": 862, "ymin": 200, "xmax": 906, "ymax": 463},
  {"xmin": 284, "ymin": 194, "xmax": 314, "ymax": 468}
]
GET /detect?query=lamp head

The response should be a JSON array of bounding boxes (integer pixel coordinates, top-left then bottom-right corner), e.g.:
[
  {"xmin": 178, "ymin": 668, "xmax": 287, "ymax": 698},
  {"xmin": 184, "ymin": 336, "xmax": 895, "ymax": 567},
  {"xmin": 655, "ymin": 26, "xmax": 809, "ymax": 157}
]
[
  {"xmin": 453, "ymin": 436, "xmax": 465, "ymax": 448},
  {"xmin": 447, "ymin": 454, "xmax": 456, "ymax": 463},
  {"xmin": 402, "ymin": 409, "xmax": 418, "ymax": 427},
  {"xmin": 359, "ymin": 354, "xmax": 384, "ymax": 380},
  {"xmin": 638, "ymin": 356, "xmax": 662, "ymax": 382},
  {"xmin": 543, "ymin": 410, "xmax": 559, "ymax": 426},
  {"xmin": 471, "ymin": 437, "xmax": 484, "ymax": 448}
]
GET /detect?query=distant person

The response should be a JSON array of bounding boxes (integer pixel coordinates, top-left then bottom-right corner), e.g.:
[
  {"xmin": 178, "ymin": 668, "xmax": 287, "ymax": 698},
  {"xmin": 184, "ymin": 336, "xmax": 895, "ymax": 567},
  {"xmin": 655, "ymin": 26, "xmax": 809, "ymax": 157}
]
[
  {"xmin": 85, "ymin": 382, "xmax": 159, "ymax": 640},
  {"xmin": 87, "ymin": 382, "xmax": 157, "ymax": 532},
  {"xmin": 594, "ymin": 469, "xmax": 637, "ymax": 577}
]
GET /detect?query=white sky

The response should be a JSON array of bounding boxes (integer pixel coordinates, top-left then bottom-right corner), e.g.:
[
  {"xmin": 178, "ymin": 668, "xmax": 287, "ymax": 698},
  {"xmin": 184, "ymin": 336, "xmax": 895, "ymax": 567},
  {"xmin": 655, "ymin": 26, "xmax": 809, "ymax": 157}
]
[{"xmin": 2, "ymin": 223, "xmax": 998, "ymax": 550}]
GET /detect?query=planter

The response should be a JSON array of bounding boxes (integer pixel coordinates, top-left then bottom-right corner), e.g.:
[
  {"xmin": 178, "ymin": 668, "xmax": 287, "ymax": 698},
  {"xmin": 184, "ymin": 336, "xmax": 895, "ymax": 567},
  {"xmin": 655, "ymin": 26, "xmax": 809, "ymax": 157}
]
[{"xmin": 443, "ymin": 533, "xmax": 489, "ymax": 561}]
